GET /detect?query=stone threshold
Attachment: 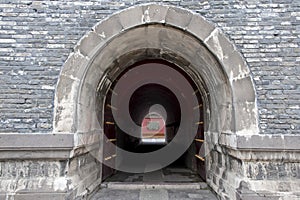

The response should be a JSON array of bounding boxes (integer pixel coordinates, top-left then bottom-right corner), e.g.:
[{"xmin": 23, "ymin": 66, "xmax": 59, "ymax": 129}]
[{"xmin": 101, "ymin": 182, "xmax": 208, "ymax": 190}]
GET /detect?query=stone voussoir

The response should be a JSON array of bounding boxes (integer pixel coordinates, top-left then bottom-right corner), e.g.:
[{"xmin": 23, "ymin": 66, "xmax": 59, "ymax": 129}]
[
  {"xmin": 74, "ymin": 31, "xmax": 105, "ymax": 58},
  {"xmin": 187, "ymin": 13, "xmax": 215, "ymax": 42},
  {"xmin": 118, "ymin": 5, "xmax": 144, "ymax": 29},
  {"xmin": 165, "ymin": 6, "xmax": 193, "ymax": 28},
  {"xmin": 141, "ymin": 4, "xmax": 169, "ymax": 24},
  {"xmin": 61, "ymin": 51, "xmax": 90, "ymax": 80}
]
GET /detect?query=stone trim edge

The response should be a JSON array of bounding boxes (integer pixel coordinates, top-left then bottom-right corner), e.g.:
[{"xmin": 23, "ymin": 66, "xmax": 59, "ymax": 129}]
[
  {"xmin": 220, "ymin": 133, "xmax": 300, "ymax": 151},
  {"xmin": 0, "ymin": 133, "xmax": 74, "ymax": 159}
]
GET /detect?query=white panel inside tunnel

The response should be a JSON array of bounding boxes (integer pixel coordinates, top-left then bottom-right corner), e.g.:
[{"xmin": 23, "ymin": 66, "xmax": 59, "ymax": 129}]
[{"xmin": 141, "ymin": 112, "xmax": 166, "ymax": 144}]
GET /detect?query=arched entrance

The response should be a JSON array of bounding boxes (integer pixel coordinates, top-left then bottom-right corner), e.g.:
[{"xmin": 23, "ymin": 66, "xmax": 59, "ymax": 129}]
[
  {"xmin": 53, "ymin": 4, "xmax": 258, "ymax": 199},
  {"xmin": 101, "ymin": 60, "xmax": 206, "ymax": 181}
]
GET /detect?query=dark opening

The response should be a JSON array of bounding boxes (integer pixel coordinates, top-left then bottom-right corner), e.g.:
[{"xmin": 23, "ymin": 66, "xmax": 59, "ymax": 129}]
[
  {"xmin": 115, "ymin": 83, "xmax": 180, "ymax": 153},
  {"xmin": 102, "ymin": 59, "xmax": 205, "ymax": 183}
]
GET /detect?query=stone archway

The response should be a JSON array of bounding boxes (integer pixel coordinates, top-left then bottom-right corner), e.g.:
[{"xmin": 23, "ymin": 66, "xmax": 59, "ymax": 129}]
[{"xmin": 53, "ymin": 4, "xmax": 258, "ymax": 199}]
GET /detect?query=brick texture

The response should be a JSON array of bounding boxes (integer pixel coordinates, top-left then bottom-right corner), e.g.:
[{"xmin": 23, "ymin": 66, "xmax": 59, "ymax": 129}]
[{"xmin": 0, "ymin": 0, "xmax": 299, "ymax": 134}]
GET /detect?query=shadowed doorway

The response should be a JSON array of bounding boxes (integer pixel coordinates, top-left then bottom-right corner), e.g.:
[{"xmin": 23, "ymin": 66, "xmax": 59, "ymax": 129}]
[{"xmin": 102, "ymin": 60, "xmax": 206, "ymax": 183}]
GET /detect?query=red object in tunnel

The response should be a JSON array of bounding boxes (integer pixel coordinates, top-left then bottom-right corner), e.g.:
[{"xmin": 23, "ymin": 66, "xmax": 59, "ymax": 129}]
[{"xmin": 141, "ymin": 113, "xmax": 166, "ymax": 144}]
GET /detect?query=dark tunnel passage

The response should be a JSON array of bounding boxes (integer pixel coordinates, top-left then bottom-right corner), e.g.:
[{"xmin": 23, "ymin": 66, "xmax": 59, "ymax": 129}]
[
  {"xmin": 123, "ymin": 83, "xmax": 181, "ymax": 153},
  {"xmin": 102, "ymin": 60, "xmax": 206, "ymax": 181}
]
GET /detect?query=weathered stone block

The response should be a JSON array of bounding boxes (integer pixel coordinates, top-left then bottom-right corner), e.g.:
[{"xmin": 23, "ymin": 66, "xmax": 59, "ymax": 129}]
[
  {"xmin": 187, "ymin": 14, "xmax": 215, "ymax": 41},
  {"xmin": 118, "ymin": 5, "xmax": 144, "ymax": 29},
  {"xmin": 54, "ymin": 76, "xmax": 80, "ymax": 133},
  {"xmin": 232, "ymin": 76, "xmax": 256, "ymax": 103},
  {"xmin": 236, "ymin": 135, "xmax": 291, "ymax": 150},
  {"xmin": 234, "ymin": 101, "xmax": 258, "ymax": 134},
  {"xmin": 166, "ymin": 6, "xmax": 193, "ymax": 28},
  {"xmin": 61, "ymin": 52, "xmax": 89, "ymax": 80},
  {"xmin": 75, "ymin": 31, "xmax": 104, "ymax": 57},
  {"xmin": 223, "ymin": 50, "xmax": 250, "ymax": 82},
  {"xmin": 0, "ymin": 160, "xmax": 70, "ymax": 194},
  {"xmin": 142, "ymin": 4, "xmax": 169, "ymax": 23},
  {"xmin": 204, "ymin": 28, "xmax": 235, "ymax": 63},
  {"xmin": 266, "ymin": 163, "xmax": 278, "ymax": 180},
  {"xmin": 278, "ymin": 182, "xmax": 291, "ymax": 192},
  {"xmin": 94, "ymin": 14, "xmax": 123, "ymax": 40}
]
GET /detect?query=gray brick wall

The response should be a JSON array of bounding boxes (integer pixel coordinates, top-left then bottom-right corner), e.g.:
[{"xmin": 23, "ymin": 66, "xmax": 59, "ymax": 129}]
[{"xmin": 0, "ymin": 0, "xmax": 299, "ymax": 134}]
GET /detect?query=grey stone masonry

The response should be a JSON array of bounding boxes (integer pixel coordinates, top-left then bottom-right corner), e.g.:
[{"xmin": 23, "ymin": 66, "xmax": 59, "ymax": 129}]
[
  {"xmin": 0, "ymin": 2, "xmax": 299, "ymax": 200},
  {"xmin": 0, "ymin": 0, "xmax": 299, "ymax": 134}
]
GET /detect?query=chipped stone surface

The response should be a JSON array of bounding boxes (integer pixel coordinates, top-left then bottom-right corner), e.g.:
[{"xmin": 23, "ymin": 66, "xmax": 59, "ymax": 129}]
[
  {"xmin": 204, "ymin": 28, "xmax": 231, "ymax": 62},
  {"xmin": 245, "ymin": 162, "xmax": 300, "ymax": 181},
  {"xmin": 234, "ymin": 101, "xmax": 259, "ymax": 134},
  {"xmin": 142, "ymin": 4, "xmax": 169, "ymax": 23},
  {"xmin": 0, "ymin": 160, "xmax": 69, "ymax": 192},
  {"xmin": 54, "ymin": 75, "xmax": 80, "ymax": 133},
  {"xmin": 232, "ymin": 77, "xmax": 256, "ymax": 103},
  {"xmin": 61, "ymin": 51, "xmax": 90, "ymax": 80},
  {"xmin": 74, "ymin": 31, "xmax": 105, "ymax": 58}
]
